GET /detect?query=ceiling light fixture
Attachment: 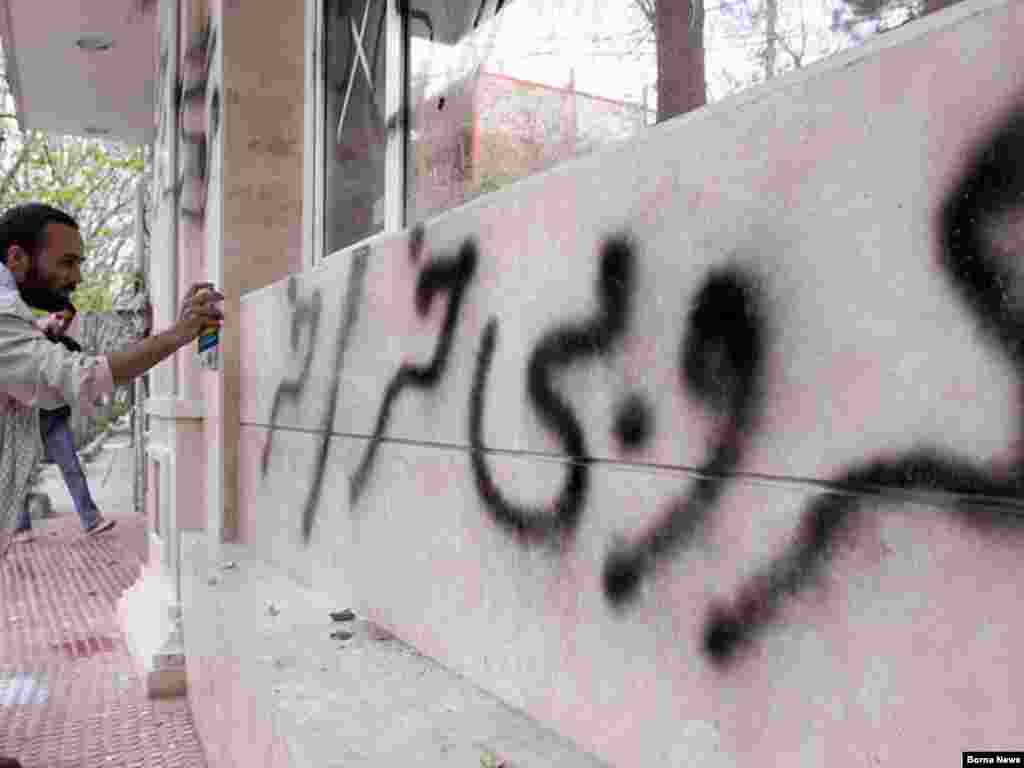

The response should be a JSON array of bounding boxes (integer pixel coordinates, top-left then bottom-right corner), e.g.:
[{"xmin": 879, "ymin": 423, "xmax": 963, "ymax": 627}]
[{"xmin": 76, "ymin": 35, "xmax": 115, "ymax": 52}]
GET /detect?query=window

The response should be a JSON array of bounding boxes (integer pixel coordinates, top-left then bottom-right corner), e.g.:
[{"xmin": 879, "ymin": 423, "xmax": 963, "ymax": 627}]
[
  {"xmin": 405, "ymin": 0, "xmax": 661, "ymax": 223},
  {"xmin": 316, "ymin": 0, "xmax": 959, "ymax": 256},
  {"xmin": 323, "ymin": 0, "xmax": 392, "ymax": 254}
]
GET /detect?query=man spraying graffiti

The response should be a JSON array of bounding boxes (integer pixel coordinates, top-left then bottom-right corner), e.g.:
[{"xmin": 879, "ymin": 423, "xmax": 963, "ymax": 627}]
[{"xmin": 0, "ymin": 203, "xmax": 224, "ymax": 564}]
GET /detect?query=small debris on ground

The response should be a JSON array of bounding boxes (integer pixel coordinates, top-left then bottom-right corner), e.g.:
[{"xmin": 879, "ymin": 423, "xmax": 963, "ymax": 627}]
[
  {"xmin": 206, "ymin": 576, "xmax": 219, "ymax": 586},
  {"xmin": 220, "ymin": 561, "xmax": 238, "ymax": 571},
  {"xmin": 329, "ymin": 608, "xmax": 356, "ymax": 622},
  {"xmin": 480, "ymin": 750, "xmax": 511, "ymax": 768},
  {"xmin": 266, "ymin": 602, "xmax": 280, "ymax": 617},
  {"xmin": 367, "ymin": 623, "xmax": 395, "ymax": 642},
  {"xmin": 330, "ymin": 630, "xmax": 353, "ymax": 641}
]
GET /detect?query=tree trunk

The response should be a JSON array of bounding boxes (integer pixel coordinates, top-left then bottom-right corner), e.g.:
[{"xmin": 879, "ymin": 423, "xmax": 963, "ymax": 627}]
[
  {"xmin": 656, "ymin": 0, "xmax": 706, "ymax": 123},
  {"xmin": 764, "ymin": 0, "xmax": 778, "ymax": 80}
]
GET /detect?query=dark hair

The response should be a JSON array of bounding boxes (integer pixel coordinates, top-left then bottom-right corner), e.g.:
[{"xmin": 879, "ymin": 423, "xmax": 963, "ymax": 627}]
[{"xmin": 0, "ymin": 203, "xmax": 79, "ymax": 266}]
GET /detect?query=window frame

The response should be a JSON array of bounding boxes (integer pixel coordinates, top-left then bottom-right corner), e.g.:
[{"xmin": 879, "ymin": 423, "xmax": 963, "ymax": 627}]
[{"xmin": 305, "ymin": 0, "xmax": 407, "ymax": 269}]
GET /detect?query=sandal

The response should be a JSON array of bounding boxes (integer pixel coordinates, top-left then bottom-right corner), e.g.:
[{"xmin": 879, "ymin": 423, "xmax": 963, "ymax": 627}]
[
  {"xmin": 12, "ymin": 529, "xmax": 34, "ymax": 544},
  {"xmin": 86, "ymin": 518, "xmax": 116, "ymax": 537}
]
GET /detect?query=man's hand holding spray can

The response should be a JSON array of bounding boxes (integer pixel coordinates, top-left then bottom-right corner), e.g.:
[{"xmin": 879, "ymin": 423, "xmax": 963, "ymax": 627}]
[{"xmin": 192, "ymin": 286, "xmax": 222, "ymax": 370}]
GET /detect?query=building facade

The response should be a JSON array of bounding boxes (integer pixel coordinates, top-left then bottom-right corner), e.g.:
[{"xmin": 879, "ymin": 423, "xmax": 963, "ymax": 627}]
[{"xmin": 3, "ymin": 0, "xmax": 1024, "ymax": 763}]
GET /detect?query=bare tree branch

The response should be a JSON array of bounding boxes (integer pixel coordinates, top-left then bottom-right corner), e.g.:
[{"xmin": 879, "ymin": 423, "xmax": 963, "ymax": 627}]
[{"xmin": 0, "ymin": 138, "xmax": 34, "ymax": 199}]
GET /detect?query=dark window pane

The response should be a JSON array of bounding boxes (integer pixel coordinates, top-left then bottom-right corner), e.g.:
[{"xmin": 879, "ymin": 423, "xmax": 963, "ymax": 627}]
[{"xmin": 324, "ymin": 0, "xmax": 389, "ymax": 254}]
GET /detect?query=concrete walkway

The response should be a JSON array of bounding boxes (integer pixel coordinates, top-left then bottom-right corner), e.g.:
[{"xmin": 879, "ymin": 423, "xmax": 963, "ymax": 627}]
[{"xmin": 0, "ymin": 426, "xmax": 207, "ymax": 767}]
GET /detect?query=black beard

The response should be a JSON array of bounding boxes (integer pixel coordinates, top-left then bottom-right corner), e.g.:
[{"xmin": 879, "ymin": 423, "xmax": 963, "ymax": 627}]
[
  {"xmin": 19, "ymin": 283, "xmax": 73, "ymax": 312},
  {"xmin": 19, "ymin": 262, "xmax": 74, "ymax": 312}
]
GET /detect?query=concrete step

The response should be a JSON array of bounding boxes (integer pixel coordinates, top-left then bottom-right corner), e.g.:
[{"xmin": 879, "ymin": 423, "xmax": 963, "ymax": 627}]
[{"xmin": 181, "ymin": 535, "xmax": 610, "ymax": 768}]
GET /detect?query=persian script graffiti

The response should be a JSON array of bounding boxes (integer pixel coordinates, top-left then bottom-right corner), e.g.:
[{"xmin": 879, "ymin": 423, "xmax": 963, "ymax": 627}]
[
  {"xmin": 470, "ymin": 235, "xmax": 635, "ymax": 542},
  {"xmin": 701, "ymin": 109, "xmax": 1024, "ymax": 666},
  {"xmin": 263, "ymin": 105, "xmax": 1024, "ymax": 667},
  {"xmin": 350, "ymin": 229, "xmax": 478, "ymax": 506},
  {"xmin": 299, "ymin": 247, "xmax": 370, "ymax": 541}
]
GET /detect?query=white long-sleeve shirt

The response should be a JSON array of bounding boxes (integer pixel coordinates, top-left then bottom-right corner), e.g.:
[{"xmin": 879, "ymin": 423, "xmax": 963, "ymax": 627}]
[{"xmin": 0, "ymin": 264, "xmax": 113, "ymax": 557}]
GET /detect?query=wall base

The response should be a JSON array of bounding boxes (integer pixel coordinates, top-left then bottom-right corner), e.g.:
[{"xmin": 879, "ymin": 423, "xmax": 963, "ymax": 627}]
[
  {"xmin": 180, "ymin": 532, "xmax": 608, "ymax": 768},
  {"xmin": 117, "ymin": 534, "xmax": 188, "ymax": 699}
]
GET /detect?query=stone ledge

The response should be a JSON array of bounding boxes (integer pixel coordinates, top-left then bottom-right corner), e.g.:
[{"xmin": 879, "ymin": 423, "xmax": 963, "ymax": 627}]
[
  {"xmin": 117, "ymin": 552, "xmax": 188, "ymax": 700},
  {"xmin": 145, "ymin": 397, "xmax": 206, "ymax": 421},
  {"xmin": 181, "ymin": 533, "xmax": 609, "ymax": 768}
]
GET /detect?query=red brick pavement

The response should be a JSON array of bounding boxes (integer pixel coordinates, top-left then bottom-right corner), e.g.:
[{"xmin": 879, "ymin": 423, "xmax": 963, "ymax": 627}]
[{"xmin": 0, "ymin": 503, "xmax": 208, "ymax": 766}]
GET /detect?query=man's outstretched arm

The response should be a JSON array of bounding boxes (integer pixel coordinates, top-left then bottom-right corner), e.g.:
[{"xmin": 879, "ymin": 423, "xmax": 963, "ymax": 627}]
[
  {"xmin": 0, "ymin": 283, "xmax": 223, "ymax": 411},
  {"xmin": 107, "ymin": 283, "xmax": 223, "ymax": 385}
]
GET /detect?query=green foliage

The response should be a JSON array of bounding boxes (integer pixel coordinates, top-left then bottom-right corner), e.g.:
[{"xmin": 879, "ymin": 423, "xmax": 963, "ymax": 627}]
[
  {"xmin": 0, "ymin": 68, "xmax": 145, "ymax": 307},
  {"xmin": 91, "ymin": 398, "xmax": 133, "ymax": 437},
  {"xmin": 479, "ymin": 750, "xmax": 512, "ymax": 768},
  {"xmin": 71, "ymin": 271, "xmax": 117, "ymax": 313}
]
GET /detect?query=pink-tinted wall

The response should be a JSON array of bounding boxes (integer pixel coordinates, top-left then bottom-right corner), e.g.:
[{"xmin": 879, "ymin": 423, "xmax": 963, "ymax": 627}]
[{"xmin": 233, "ymin": 1, "xmax": 1024, "ymax": 764}]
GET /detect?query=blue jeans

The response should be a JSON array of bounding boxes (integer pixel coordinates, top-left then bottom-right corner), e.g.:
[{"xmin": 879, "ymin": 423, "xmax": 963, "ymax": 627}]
[{"xmin": 16, "ymin": 410, "xmax": 100, "ymax": 532}]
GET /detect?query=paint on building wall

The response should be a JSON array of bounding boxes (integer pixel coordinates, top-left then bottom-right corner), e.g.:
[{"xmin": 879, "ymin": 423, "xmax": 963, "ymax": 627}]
[
  {"xmin": 702, "ymin": 105, "xmax": 1024, "ymax": 666},
  {"xmin": 297, "ymin": 246, "xmax": 370, "ymax": 541},
  {"xmin": 469, "ymin": 234, "xmax": 635, "ymax": 542},
  {"xmin": 261, "ymin": 280, "xmax": 324, "ymax": 476},
  {"xmin": 245, "ymin": 0, "xmax": 1024, "ymax": 696},
  {"xmin": 603, "ymin": 265, "xmax": 768, "ymax": 610},
  {"xmin": 350, "ymin": 234, "xmax": 479, "ymax": 507}
]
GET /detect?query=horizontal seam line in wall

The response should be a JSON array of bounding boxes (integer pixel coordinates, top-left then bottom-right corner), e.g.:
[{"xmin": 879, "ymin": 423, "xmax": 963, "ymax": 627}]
[{"xmin": 241, "ymin": 420, "xmax": 1024, "ymax": 516}]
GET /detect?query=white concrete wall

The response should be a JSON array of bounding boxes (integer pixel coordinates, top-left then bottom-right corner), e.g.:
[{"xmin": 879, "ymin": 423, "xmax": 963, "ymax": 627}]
[{"xmin": 224, "ymin": 0, "xmax": 1024, "ymax": 764}]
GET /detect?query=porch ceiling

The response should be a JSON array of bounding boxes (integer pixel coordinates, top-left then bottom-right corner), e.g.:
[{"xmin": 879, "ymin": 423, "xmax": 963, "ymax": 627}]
[{"xmin": 0, "ymin": 0, "xmax": 156, "ymax": 147}]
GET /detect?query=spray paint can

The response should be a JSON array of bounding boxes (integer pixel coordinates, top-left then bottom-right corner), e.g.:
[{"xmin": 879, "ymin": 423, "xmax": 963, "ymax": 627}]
[
  {"xmin": 197, "ymin": 322, "xmax": 220, "ymax": 370},
  {"xmin": 195, "ymin": 288, "xmax": 220, "ymax": 370}
]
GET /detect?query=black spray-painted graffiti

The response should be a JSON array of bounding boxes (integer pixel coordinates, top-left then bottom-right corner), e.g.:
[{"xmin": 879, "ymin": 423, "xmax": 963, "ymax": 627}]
[
  {"xmin": 262, "ymin": 228, "xmax": 475, "ymax": 538},
  {"xmin": 297, "ymin": 247, "xmax": 370, "ymax": 541},
  {"xmin": 701, "ymin": 108, "xmax": 1024, "ymax": 666},
  {"xmin": 469, "ymin": 235, "xmax": 635, "ymax": 542},
  {"xmin": 264, "ymin": 103, "xmax": 1024, "ymax": 668},
  {"xmin": 604, "ymin": 266, "xmax": 767, "ymax": 607},
  {"xmin": 349, "ymin": 228, "xmax": 478, "ymax": 505},
  {"xmin": 261, "ymin": 278, "xmax": 324, "ymax": 476},
  {"xmin": 611, "ymin": 392, "xmax": 654, "ymax": 452}
]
